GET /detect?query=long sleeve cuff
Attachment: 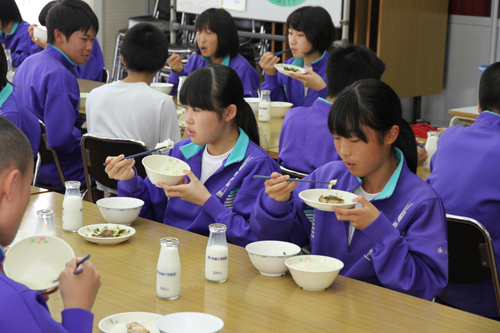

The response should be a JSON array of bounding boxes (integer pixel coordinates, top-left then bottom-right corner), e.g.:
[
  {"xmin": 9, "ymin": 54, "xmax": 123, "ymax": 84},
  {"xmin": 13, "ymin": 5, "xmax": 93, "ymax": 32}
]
[
  {"xmin": 61, "ymin": 308, "xmax": 94, "ymax": 333},
  {"xmin": 118, "ymin": 168, "xmax": 142, "ymax": 193},
  {"xmin": 361, "ymin": 211, "xmax": 400, "ymax": 244},
  {"xmin": 263, "ymin": 194, "xmax": 292, "ymax": 217}
]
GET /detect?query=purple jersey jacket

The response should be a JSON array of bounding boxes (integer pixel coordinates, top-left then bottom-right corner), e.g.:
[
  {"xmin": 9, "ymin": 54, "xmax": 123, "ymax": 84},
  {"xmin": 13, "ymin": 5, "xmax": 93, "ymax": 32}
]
[
  {"xmin": 278, "ymin": 97, "xmax": 339, "ymax": 174},
  {"xmin": 0, "ymin": 83, "xmax": 41, "ymax": 158},
  {"xmin": 118, "ymin": 129, "xmax": 280, "ymax": 247},
  {"xmin": 0, "ymin": 249, "xmax": 94, "ymax": 332},
  {"xmin": 427, "ymin": 111, "xmax": 500, "ymax": 318},
  {"xmin": 260, "ymin": 51, "xmax": 328, "ymax": 108},
  {"xmin": 0, "ymin": 21, "xmax": 34, "ymax": 67},
  {"xmin": 168, "ymin": 53, "xmax": 259, "ymax": 97},
  {"xmin": 13, "ymin": 45, "xmax": 85, "ymax": 187},
  {"xmin": 251, "ymin": 149, "xmax": 448, "ymax": 300}
]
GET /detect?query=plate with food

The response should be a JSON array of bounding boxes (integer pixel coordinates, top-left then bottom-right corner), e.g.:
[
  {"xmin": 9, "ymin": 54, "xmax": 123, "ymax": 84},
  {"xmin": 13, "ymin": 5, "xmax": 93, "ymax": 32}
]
[
  {"xmin": 99, "ymin": 312, "xmax": 162, "ymax": 333},
  {"xmin": 298, "ymin": 189, "xmax": 357, "ymax": 211},
  {"xmin": 274, "ymin": 64, "xmax": 307, "ymax": 77},
  {"xmin": 78, "ymin": 224, "xmax": 135, "ymax": 245}
]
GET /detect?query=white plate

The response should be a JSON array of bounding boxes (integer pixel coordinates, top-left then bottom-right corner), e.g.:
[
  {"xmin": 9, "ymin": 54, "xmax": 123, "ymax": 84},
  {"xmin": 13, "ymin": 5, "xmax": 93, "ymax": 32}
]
[
  {"xmin": 7, "ymin": 230, "xmax": 32, "ymax": 247},
  {"xmin": 156, "ymin": 312, "xmax": 224, "ymax": 333},
  {"xmin": 78, "ymin": 224, "xmax": 135, "ymax": 245},
  {"xmin": 99, "ymin": 312, "xmax": 162, "ymax": 333},
  {"xmin": 274, "ymin": 64, "xmax": 307, "ymax": 77},
  {"xmin": 299, "ymin": 189, "xmax": 357, "ymax": 211}
]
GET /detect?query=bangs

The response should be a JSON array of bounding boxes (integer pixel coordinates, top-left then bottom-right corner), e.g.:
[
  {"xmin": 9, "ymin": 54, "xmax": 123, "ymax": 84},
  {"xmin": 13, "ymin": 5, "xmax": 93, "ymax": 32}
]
[
  {"xmin": 286, "ymin": 11, "xmax": 305, "ymax": 32},
  {"xmin": 328, "ymin": 88, "xmax": 369, "ymax": 142},
  {"xmin": 179, "ymin": 68, "xmax": 219, "ymax": 113},
  {"xmin": 195, "ymin": 12, "xmax": 214, "ymax": 32}
]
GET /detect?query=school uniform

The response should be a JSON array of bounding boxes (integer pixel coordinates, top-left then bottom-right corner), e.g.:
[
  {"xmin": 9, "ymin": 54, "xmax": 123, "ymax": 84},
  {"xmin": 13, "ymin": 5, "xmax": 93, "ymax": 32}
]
[
  {"xmin": 278, "ymin": 97, "xmax": 339, "ymax": 174},
  {"xmin": 260, "ymin": 51, "xmax": 328, "ymax": 108},
  {"xmin": 0, "ymin": 21, "xmax": 33, "ymax": 67},
  {"xmin": 0, "ymin": 83, "xmax": 41, "ymax": 158},
  {"xmin": 427, "ymin": 111, "xmax": 500, "ymax": 317},
  {"xmin": 13, "ymin": 45, "xmax": 85, "ymax": 187},
  {"xmin": 31, "ymin": 39, "xmax": 105, "ymax": 82},
  {"xmin": 118, "ymin": 128, "xmax": 280, "ymax": 247},
  {"xmin": 168, "ymin": 54, "xmax": 259, "ymax": 97},
  {"xmin": 0, "ymin": 249, "xmax": 94, "ymax": 332},
  {"xmin": 250, "ymin": 149, "xmax": 448, "ymax": 300}
]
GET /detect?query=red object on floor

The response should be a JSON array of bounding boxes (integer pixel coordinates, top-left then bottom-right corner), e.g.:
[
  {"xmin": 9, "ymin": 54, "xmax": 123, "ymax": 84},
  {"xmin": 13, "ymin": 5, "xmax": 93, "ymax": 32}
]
[{"xmin": 411, "ymin": 123, "xmax": 437, "ymax": 139}]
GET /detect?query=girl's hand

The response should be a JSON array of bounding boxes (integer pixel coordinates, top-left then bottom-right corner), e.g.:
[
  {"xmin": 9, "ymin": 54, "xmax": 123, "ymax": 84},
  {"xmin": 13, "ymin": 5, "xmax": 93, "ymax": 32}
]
[
  {"xmin": 264, "ymin": 172, "xmax": 298, "ymax": 202},
  {"xmin": 168, "ymin": 53, "xmax": 184, "ymax": 73},
  {"xmin": 28, "ymin": 24, "xmax": 36, "ymax": 39},
  {"xmin": 59, "ymin": 257, "xmax": 101, "ymax": 311},
  {"xmin": 259, "ymin": 52, "xmax": 279, "ymax": 75},
  {"xmin": 158, "ymin": 170, "xmax": 211, "ymax": 206},
  {"xmin": 104, "ymin": 155, "xmax": 136, "ymax": 181},
  {"xmin": 331, "ymin": 196, "xmax": 380, "ymax": 230},
  {"xmin": 289, "ymin": 69, "xmax": 326, "ymax": 91}
]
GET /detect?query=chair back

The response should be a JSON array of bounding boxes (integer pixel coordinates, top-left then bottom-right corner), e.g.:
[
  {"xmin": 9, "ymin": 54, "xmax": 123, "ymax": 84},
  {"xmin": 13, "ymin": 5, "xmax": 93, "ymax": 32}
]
[
  {"xmin": 37, "ymin": 120, "xmax": 66, "ymax": 186},
  {"xmin": 81, "ymin": 134, "xmax": 150, "ymax": 202},
  {"xmin": 446, "ymin": 214, "xmax": 500, "ymax": 316},
  {"xmin": 280, "ymin": 165, "xmax": 308, "ymax": 179}
]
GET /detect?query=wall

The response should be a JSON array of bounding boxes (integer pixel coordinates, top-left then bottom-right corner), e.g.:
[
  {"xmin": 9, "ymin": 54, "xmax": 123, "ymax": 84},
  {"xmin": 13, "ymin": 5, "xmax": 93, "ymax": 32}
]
[{"xmin": 401, "ymin": 14, "xmax": 492, "ymax": 127}]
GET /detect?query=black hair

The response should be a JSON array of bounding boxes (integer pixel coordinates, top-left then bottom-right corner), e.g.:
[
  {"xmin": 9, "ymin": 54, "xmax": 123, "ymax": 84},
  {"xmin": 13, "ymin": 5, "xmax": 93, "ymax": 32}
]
[
  {"xmin": 179, "ymin": 64, "xmax": 259, "ymax": 146},
  {"xmin": 0, "ymin": 0, "xmax": 22, "ymax": 28},
  {"xmin": 120, "ymin": 23, "xmax": 169, "ymax": 73},
  {"xmin": 0, "ymin": 117, "xmax": 32, "ymax": 175},
  {"xmin": 38, "ymin": 1, "xmax": 58, "ymax": 26},
  {"xmin": 479, "ymin": 62, "xmax": 500, "ymax": 113},
  {"xmin": 328, "ymin": 79, "xmax": 418, "ymax": 173},
  {"xmin": 0, "ymin": 43, "xmax": 8, "ymax": 89},
  {"xmin": 194, "ymin": 8, "xmax": 239, "ymax": 59},
  {"xmin": 46, "ymin": 0, "xmax": 99, "ymax": 45},
  {"xmin": 286, "ymin": 6, "xmax": 335, "ymax": 55},
  {"xmin": 326, "ymin": 44, "xmax": 386, "ymax": 98}
]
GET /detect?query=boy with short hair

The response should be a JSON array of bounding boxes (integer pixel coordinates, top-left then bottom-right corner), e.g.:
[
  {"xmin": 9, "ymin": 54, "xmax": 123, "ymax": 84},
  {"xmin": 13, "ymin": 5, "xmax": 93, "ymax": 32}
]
[
  {"xmin": 277, "ymin": 45, "xmax": 386, "ymax": 174},
  {"xmin": 86, "ymin": 22, "xmax": 181, "ymax": 153},
  {"xmin": 0, "ymin": 116, "xmax": 101, "ymax": 332},
  {"xmin": 13, "ymin": 0, "xmax": 98, "ymax": 187},
  {"xmin": 427, "ymin": 62, "xmax": 500, "ymax": 319}
]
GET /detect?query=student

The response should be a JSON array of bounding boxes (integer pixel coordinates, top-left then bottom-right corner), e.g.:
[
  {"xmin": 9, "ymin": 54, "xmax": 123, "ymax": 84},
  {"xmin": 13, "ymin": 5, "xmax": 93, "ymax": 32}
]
[
  {"xmin": 250, "ymin": 79, "xmax": 448, "ymax": 300},
  {"xmin": 259, "ymin": 6, "xmax": 335, "ymax": 108},
  {"xmin": 28, "ymin": 0, "xmax": 105, "ymax": 82},
  {"xmin": 167, "ymin": 8, "xmax": 259, "ymax": 97},
  {"xmin": 13, "ymin": 0, "xmax": 98, "ymax": 187},
  {"xmin": 427, "ymin": 62, "xmax": 500, "ymax": 319},
  {"xmin": 105, "ymin": 64, "xmax": 280, "ymax": 247},
  {"xmin": 86, "ymin": 23, "xmax": 181, "ymax": 194},
  {"xmin": 0, "ymin": 116, "xmax": 101, "ymax": 332},
  {"xmin": 0, "ymin": 0, "xmax": 34, "ymax": 67},
  {"xmin": 0, "ymin": 43, "xmax": 40, "ymax": 158},
  {"xmin": 278, "ymin": 44, "xmax": 386, "ymax": 174}
]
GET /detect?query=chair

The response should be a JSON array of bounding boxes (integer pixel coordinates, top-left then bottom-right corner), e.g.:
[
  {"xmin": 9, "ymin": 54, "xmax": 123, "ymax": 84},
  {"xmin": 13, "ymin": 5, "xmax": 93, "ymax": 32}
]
[
  {"xmin": 81, "ymin": 134, "xmax": 150, "ymax": 203},
  {"xmin": 444, "ymin": 214, "xmax": 500, "ymax": 316},
  {"xmin": 280, "ymin": 165, "xmax": 308, "ymax": 179},
  {"xmin": 35, "ymin": 120, "xmax": 66, "ymax": 190},
  {"xmin": 101, "ymin": 68, "xmax": 110, "ymax": 84},
  {"xmin": 33, "ymin": 152, "xmax": 41, "ymax": 186}
]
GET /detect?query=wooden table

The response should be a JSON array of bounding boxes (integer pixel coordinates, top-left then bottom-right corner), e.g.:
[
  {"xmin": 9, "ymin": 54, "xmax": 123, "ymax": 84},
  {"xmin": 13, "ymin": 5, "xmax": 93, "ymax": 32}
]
[
  {"xmin": 30, "ymin": 186, "xmax": 49, "ymax": 195},
  {"xmin": 78, "ymin": 78, "xmax": 105, "ymax": 120},
  {"xmin": 448, "ymin": 106, "xmax": 479, "ymax": 126},
  {"xmin": 18, "ymin": 192, "xmax": 500, "ymax": 332}
]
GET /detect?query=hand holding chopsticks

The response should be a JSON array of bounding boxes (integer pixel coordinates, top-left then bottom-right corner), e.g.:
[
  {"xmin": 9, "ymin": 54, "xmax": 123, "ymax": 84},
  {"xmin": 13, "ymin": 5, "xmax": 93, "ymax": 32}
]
[
  {"xmin": 53, "ymin": 254, "xmax": 91, "ymax": 282},
  {"xmin": 255, "ymin": 49, "xmax": 291, "ymax": 61},
  {"xmin": 253, "ymin": 175, "xmax": 336, "ymax": 186},
  {"xmin": 103, "ymin": 147, "xmax": 166, "ymax": 166}
]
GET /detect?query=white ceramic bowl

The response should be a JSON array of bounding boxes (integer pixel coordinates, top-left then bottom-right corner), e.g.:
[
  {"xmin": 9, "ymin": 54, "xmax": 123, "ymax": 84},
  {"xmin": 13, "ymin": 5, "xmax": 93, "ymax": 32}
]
[
  {"xmin": 99, "ymin": 312, "xmax": 163, "ymax": 333},
  {"xmin": 156, "ymin": 312, "xmax": 224, "ymax": 333},
  {"xmin": 299, "ymin": 189, "xmax": 357, "ymax": 211},
  {"xmin": 78, "ymin": 223, "xmax": 136, "ymax": 245},
  {"xmin": 96, "ymin": 197, "xmax": 144, "ymax": 225},
  {"xmin": 285, "ymin": 255, "xmax": 344, "ymax": 291},
  {"xmin": 3, "ymin": 235, "xmax": 75, "ymax": 292},
  {"xmin": 271, "ymin": 101, "xmax": 293, "ymax": 118},
  {"xmin": 244, "ymin": 97, "xmax": 260, "ymax": 114},
  {"xmin": 142, "ymin": 155, "xmax": 190, "ymax": 187},
  {"xmin": 274, "ymin": 63, "xmax": 307, "ymax": 77},
  {"xmin": 151, "ymin": 82, "xmax": 174, "ymax": 95},
  {"xmin": 245, "ymin": 240, "xmax": 301, "ymax": 277},
  {"xmin": 33, "ymin": 26, "xmax": 47, "ymax": 43}
]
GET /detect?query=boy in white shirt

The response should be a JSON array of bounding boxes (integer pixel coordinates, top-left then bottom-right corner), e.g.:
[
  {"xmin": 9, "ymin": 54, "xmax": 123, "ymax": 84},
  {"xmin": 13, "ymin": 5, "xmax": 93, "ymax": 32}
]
[{"xmin": 86, "ymin": 23, "xmax": 181, "ymax": 154}]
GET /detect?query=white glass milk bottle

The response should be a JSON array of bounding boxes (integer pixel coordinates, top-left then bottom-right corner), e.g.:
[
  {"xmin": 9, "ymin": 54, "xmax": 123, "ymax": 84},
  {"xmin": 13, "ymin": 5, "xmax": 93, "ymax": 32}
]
[
  {"xmin": 423, "ymin": 131, "xmax": 439, "ymax": 171},
  {"xmin": 258, "ymin": 90, "xmax": 271, "ymax": 122},
  {"xmin": 157, "ymin": 237, "xmax": 181, "ymax": 300},
  {"xmin": 62, "ymin": 181, "xmax": 82, "ymax": 232},
  {"xmin": 205, "ymin": 223, "xmax": 228, "ymax": 283}
]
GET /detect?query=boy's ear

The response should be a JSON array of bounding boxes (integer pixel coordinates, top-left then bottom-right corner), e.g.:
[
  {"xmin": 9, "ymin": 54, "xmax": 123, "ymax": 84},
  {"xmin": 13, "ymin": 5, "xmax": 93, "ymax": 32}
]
[
  {"xmin": 121, "ymin": 56, "xmax": 127, "ymax": 67},
  {"xmin": 53, "ymin": 29, "xmax": 67, "ymax": 44},
  {"xmin": 0, "ymin": 169, "xmax": 21, "ymax": 203}
]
